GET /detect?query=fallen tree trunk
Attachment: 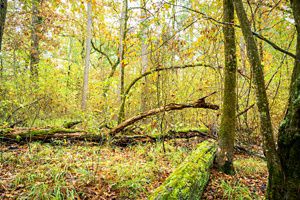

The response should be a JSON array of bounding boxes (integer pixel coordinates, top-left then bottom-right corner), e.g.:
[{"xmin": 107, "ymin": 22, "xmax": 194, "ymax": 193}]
[
  {"xmin": 0, "ymin": 128, "xmax": 89, "ymax": 142},
  {"xmin": 0, "ymin": 128, "xmax": 264, "ymax": 159},
  {"xmin": 0, "ymin": 127, "xmax": 209, "ymax": 144},
  {"xmin": 63, "ymin": 120, "xmax": 82, "ymax": 128},
  {"xmin": 110, "ymin": 96, "xmax": 219, "ymax": 136},
  {"xmin": 149, "ymin": 140, "xmax": 217, "ymax": 200},
  {"xmin": 111, "ymin": 129, "xmax": 210, "ymax": 147}
]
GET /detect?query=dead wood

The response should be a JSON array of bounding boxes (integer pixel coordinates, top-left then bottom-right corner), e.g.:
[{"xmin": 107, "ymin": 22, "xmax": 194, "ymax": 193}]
[
  {"xmin": 110, "ymin": 95, "xmax": 219, "ymax": 136},
  {"xmin": 0, "ymin": 128, "xmax": 90, "ymax": 142},
  {"xmin": 0, "ymin": 127, "xmax": 264, "ymax": 159},
  {"xmin": 63, "ymin": 121, "xmax": 82, "ymax": 128},
  {"xmin": 111, "ymin": 129, "xmax": 210, "ymax": 147}
]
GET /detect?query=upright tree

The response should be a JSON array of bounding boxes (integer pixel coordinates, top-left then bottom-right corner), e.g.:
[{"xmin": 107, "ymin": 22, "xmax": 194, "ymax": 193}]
[
  {"xmin": 81, "ymin": 0, "xmax": 92, "ymax": 110},
  {"xmin": 233, "ymin": 0, "xmax": 284, "ymax": 198},
  {"xmin": 140, "ymin": 0, "xmax": 149, "ymax": 113},
  {"xmin": 216, "ymin": 0, "xmax": 237, "ymax": 174},
  {"xmin": 118, "ymin": 0, "xmax": 128, "ymax": 123},
  {"xmin": 0, "ymin": 0, "xmax": 7, "ymax": 77},
  {"xmin": 0, "ymin": 0, "xmax": 7, "ymax": 51},
  {"xmin": 30, "ymin": 0, "xmax": 42, "ymax": 78},
  {"xmin": 276, "ymin": 0, "xmax": 300, "ymax": 199}
]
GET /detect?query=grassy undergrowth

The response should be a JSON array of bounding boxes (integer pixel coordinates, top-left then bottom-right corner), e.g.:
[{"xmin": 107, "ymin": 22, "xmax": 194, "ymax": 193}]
[
  {"xmin": 1, "ymin": 140, "xmax": 268, "ymax": 200},
  {"xmin": 203, "ymin": 156, "xmax": 267, "ymax": 200},
  {"xmin": 0, "ymin": 141, "xmax": 191, "ymax": 199}
]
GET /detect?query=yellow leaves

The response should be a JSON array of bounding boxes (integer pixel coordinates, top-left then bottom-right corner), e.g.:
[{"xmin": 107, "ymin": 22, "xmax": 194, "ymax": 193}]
[
  {"xmin": 163, "ymin": 4, "xmax": 170, "ymax": 10},
  {"xmin": 122, "ymin": 59, "xmax": 129, "ymax": 66}
]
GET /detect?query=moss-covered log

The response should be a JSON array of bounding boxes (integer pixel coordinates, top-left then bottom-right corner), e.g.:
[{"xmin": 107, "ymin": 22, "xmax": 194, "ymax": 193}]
[
  {"xmin": 62, "ymin": 120, "xmax": 82, "ymax": 128},
  {"xmin": 111, "ymin": 129, "xmax": 209, "ymax": 147},
  {"xmin": 0, "ymin": 128, "xmax": 90, "ymax": 142},
  {"xmin": 149, "ymin": 140, "xmax": 217, "ymax": 200}
]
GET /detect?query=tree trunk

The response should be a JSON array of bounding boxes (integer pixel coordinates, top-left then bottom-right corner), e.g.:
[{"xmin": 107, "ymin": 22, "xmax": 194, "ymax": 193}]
[
  {"xmin": 140, "ymin": 0, "xmax": 149, "ymax": 113},
  {"xmin": 110, "ymin": 96, "xmax": 219, "ymax": 136},
  {"xmin": 149, "ymin": 140, "xmax": 217, "ymax": 200},
  {"xmin": 233, "ymin": 0, "xmax": 284, "ymax": 199},
  {"xmin": 215, "ymin": 0, "xmax": 237, "ymax": 174},
  {"xmin": 30, "ymin": 0, "xmax": 42, "ymax": 78},
  {"xmin": 0, "ymin": 0, "xmax": 7, "ymax": 77},
  {"xmin": 276, "ymin": 0, "xmax": 300, "ymax": 199},
  {"xmin": 81, "ymin": 0, "xmax": 92, "ymax": 110},
  {"xmin": 0, "ymin": 0, "xmax": 7, "ymax": 51},
  {"xmin": 118, "ymin": 0, "xmax": 128, "ymax": 123}
]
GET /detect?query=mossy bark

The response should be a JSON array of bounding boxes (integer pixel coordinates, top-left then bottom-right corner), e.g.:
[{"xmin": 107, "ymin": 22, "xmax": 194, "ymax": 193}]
[
  {"xmin": 30, "ymin": 0, "xmax": 42, "ymax": 78},
  {"xmin": 216, "ymin": 0, "xmax": 237, "ymax": 175},
  {"xmin": 0, "ymin": 0, "xmax": 7, "ymax": 51},
  {"xmin": 0, "ymin": 128, "xmax": 87, "ymax": 142},
  {"xmin": 276, "ymin": 0, "xmax": 300, "ymax": 199},
  {"xmin": 118, "ymin": 0, "xmax": 129, "ymax": 124},
  {"xmin": 233, "ymin": 0, "xmax": 284, "ymax": 199},
  {"xmin": 149, "ymin": 140, "xmax": 216, "ymax": 200}
]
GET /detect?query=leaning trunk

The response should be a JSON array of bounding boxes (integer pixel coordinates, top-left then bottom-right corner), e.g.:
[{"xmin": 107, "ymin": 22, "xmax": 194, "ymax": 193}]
[
  {"xmin": 277, "ymin": 0, "xmax": 300, "ymax": 199},
  {"xmin": 233, "ymin": 0, "xmax": 284, "ymax": 199},
  {"xmin": 215, "ymin": 0, "xmax": 237, "ymax": 174}
]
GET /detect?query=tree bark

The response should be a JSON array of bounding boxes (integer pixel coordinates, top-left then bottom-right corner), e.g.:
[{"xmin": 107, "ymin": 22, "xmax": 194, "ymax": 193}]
[
  {"xmin": 110, "ymin": 96, "xmax": 219, "ymax": 136},
  {"xmin": 233, "ymin": 0, "xmax": 284, "ymax": 199},
  {"xmin": 118, "ymin": 0, "xmax": 128, "ymax": 123},
  {"xmin": 0, "ymin": 0, "xmax": 7, "ymax": 77},
  {"xmin": 216, "ymin": 0, "xmax": 237, "ymax": 174},
  {"xmin": 140, "ymin": 0, "xmax": 149, "ymax": 113},
  {"xmin": 276, "ymin": 0, "xmax": 300, "ymax": 199},
  {"xmin": 30, "ymin": 0, "xmax": 42, "ymax": 78},
  {"xmin": 0, "ymin": 128, "xmax": 88, "ymax": 142},
  {"xmin": 81, "ymin": 0, "xmax": 92, "ymax": 110},
  {"xmin": 0, "ymin": 0, "xmax": 7, "ymax": 51}
]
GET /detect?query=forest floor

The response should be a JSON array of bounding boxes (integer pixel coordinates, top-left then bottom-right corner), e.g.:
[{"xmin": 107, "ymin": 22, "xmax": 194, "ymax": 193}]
[{"xmin": 0, "ymin": 138, "xmax": 267, "ymax": 200}]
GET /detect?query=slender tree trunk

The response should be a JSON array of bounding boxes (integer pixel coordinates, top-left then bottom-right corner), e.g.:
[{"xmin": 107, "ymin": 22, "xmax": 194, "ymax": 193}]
[
  {"xmin": 30, "ymin": 0, "xmax": 42, "ymax": 79},
  {"xmin": 216, "ymin": 0, "xmax": 237, "ymax": 174},
  {"xmin": 81, "ymin": 1, "xmax": 92, "ymax": 110},
  {"xmin": 0, "ymin": 0, "xmax": 7, "ymax": 51},
  {"xmin": 233, "ymin": 0, "xmax": 284, "ymax": 199},
  {"xmin": 276, "ymin": 1, "xmax": 300, "ymax": 199},
  {"xmin": 140, "ymin": 0, "xmax": 149, "ymax": 113},
  {"xmin": 0, "ymin": 0, "xmax": 7, "ymax": 77},
  {"xmin": 118, "ymin": 0, "xmax": 128, "ymax": 123},
  {"xmin": 66, "ymin": 37, "xmax": 73, "ymax": 89}
]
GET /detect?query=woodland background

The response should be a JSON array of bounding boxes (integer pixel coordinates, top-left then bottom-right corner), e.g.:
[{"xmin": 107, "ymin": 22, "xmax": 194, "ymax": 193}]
[{"xmin": 0, "ymin": 0, "xmax": 298, "ymax": 199}]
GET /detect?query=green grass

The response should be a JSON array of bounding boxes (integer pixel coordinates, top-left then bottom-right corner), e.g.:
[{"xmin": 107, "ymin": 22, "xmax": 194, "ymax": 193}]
[
  {"xmin": 219, "ymin": 157, "xmax": 267, "ymax": 200},
  {"xmin": 0, "ymin": 141, "xmax": 190, "ymax": 199},
  {"xmin": 234, "ymin": 157, "xmax": 267, "ymax": 176},
  {"xmin": 220, "ymin": 180, "xmax": 253, "ymax": 200},
  {"xmin": 203, "ymin": 155, "xmax": 267, "ymax": 200}
]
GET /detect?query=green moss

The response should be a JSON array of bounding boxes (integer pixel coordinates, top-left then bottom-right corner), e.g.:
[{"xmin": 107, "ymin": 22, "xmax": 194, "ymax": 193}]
[
  {"xmin": 149, "ymin": 140, "xmax": 217, "ymax": 200},
  {"xmin": 0, "ymin": 128, "xmax": 12, "ymax": 135},
  {"xmin": 234, "ymin": 157, "xmax": 267, "ymax": 176},
  {"xmin": 26, "ymin": 128, "xmax": 79, "ymax": 136},
  {"xmin": 6, "ymin": 128, "xmax": 81, "ymax": 141}
]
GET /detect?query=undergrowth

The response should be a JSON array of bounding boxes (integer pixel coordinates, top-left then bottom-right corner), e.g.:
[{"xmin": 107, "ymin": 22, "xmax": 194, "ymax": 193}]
[
  {"xmin": 1, "ymin": 140, "xmax": 268, "ymax": 199},
  {"xmin": 203, "ymin": 156, "xmax": 267, "ymax": 200},
  {"xmin": 0, "ymin": 141, "xmax": 189, "ymax": 199}
]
